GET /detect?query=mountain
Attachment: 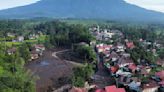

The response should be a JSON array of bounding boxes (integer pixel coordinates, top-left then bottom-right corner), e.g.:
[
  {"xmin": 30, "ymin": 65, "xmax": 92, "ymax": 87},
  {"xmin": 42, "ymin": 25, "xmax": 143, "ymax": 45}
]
[{"xmin": 0, "ymin": 0, "xmax": 164, "ymax": 22}]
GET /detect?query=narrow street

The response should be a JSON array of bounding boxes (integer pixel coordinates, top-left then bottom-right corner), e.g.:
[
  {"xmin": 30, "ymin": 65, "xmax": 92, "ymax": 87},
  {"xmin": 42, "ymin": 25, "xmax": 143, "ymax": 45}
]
[{"xmin": 92, "ymin": 53, "xmax": 115, "ymax": 88}]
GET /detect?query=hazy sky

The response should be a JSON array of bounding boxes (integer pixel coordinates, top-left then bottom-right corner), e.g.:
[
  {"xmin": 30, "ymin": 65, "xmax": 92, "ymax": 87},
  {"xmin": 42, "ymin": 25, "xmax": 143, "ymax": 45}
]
[
  {"xmin": 0, "ymin": 0, "xmax": 164, "ymax": 13},
  {"xmin": 0, "ymin": 0, "xmax": 40, "ymax": 10},
  {"xmin": 124, "ymin": 0, "xmax": 164, "ymax": 13}
]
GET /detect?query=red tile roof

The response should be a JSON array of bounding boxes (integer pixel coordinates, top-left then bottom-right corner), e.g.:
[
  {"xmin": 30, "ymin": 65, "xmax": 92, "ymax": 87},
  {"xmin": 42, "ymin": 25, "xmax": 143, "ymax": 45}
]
[
  {"xmin": 105, "ymin": 85, "xmax": 117, "ymax": 92},
  {"xmin": 156, "ymin": 59, "xmax": 164, "ymax": 65},
  {"xmin": 69, "ymin": 87, "xmax": 87, "ymax": 92},
  {"xmin": 105, "ymin": 85, "xmax": 126, "ymax": 92},
  {"xmin": 128, "ymin": 64, "xmax": 137, "ymax": 71},
  {"xmin": 117, "ymin": 88, "xmax": 126, "ymax": 92},
  {"xmin": 159, "ymin": 81, "xmax": 164, "ymax": 86},
  {"xmin": 126, "ymin": 42, "xmax": 135, "ymax": 49},
  {"xmin": 111, "ymin": 66, "xmax": 119, "ymax": 73},
  {"xmin": 96, "ymin": 89, "xmax": 105, "ymax": 92},
  {"xmin": 156, "ymin": 71, "xmax": 164, "ymax": 80}
]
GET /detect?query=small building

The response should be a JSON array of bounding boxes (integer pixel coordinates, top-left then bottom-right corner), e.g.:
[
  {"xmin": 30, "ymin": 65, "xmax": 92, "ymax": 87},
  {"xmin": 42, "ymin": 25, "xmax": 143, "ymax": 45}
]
[
  {"xmin": 128, "ymin": 81, "xmax": 141, "ymax": 92},
  {"xmin": 96, "ymin": 44, "xmax": 112, "ymax": 53},
  {"xmin": 142, "ymin": 81, "xmax": 159, "ymax": 92},
  {"xmin": 117, "ymin": 57, "xmax": 134, "ymax": 67},
  {"xmin": 7, "ymin": 33, "xmax": 15, "ymax": 37},
  {"xmin": 69, "ymin": 87, "xmax": 87, "ymax": 92},
  {"xmin": 116, "ymin": 45, "xmax": 125, "ymax": 52},
  {"xmin": 7, "ymin": 47, "xmax": 17, "ymax": 55},
  {"xmin": 28, "ymin": 34, "xmax": 39, "ymax": 40},
  {"xmin": 96, "ymin": 85, "xmax": 126, "ymax": 92},
  {"xmin": 156, "ymin": 59, "xmax": 164, "ymax": 67},
  {"xmin": 30, "ymin": 51, "xmax": 39, "ymax": 60},
  {"xmin": 155, "ymin": 71, "xmax": 164, "ymax": 80},
  {"xmin": 110, "ymin": 65, "xmax": 119, "ymax": 74},
  {"xmin": 116, "ymin": 70, "xmax": 132, "ymax": 77},
  {"xmin": 128, "ymin": 64, "xmax": 137, "ymax": 73},
  {"xmin": 17, "ymin": 36, "xmax": 24, "ymax": 42},
  {"xmin": 105, "ymin": 85, "xmax": 126, "ymax": 92},
  {"xmin": 33, "ymin": 44, "xmax": 45, "ymax": 53},
  {"xmin": 126, "ymin": 42, "xmax": 135, "ymax": 49}
]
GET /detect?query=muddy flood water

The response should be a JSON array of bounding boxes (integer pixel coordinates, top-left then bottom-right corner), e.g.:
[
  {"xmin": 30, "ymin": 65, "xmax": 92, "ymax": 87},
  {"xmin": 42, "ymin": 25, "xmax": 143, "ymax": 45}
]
[{"xmin": 25, "ymin": 50, "xmax": 74, "ymax": 92}]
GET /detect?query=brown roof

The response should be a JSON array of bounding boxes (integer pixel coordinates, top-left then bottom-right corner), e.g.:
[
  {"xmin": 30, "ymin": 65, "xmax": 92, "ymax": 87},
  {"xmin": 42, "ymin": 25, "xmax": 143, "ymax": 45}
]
[
  {"xmin": 142, "ymin": 81, "xmax": 159, "ymax": 89},
  {"xmin": 117, "ymin": 57, "xmax": 133, "ymax": 65},
  {"xmin": 34, "ymin": 44, "xmax": 45, "ymax": 49},
  {"xmin": 156, "ymin": 71, "xmax": 164, "ymax": 80},
  {"xmin": 69, "ymin": 87, "xmax": 87, "ymax": 92},
  {"xmin": 156, "ymin": 59, "xmax": 164, "ymax": 65},
  {"xmin": 31, "ymin": 50, "xmax": 39, "ymax": 54},
  {"xmin": 7, "ymin": 47, "xmax": 17, "ymax": 53},
  {"xmin": 109, "ymin": 51, "xmax": 119, "ymax": 59}
]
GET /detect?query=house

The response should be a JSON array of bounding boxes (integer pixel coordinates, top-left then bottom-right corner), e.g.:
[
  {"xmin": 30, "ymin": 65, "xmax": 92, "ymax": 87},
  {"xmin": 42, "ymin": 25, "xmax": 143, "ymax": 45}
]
[
  {"xmin": 128, "ymin": 81, "xmax": 141, "ymax": 92},
  {"xmin": 28, "ymin": 34, "xmax": 39, "ymax": 40},
  {"xmin": 117, "ymin": 76, "xmax": 132, "ymax": 86},
  {"xmin": 109, "ymin": 51, "xmax": 119, "ymax": 62},
  {"xmin": 96, "ymin": 44, "xmax": 104, "ymax": 53},
  {"xmin": 159, "ymin": 81, "xmax": 164, "ymax": 87},
  {"xmin": 142, "ymin": 81, "xmax": 159, "ymax": 92},
  {"xmin": 96, "ymin": 85, "xmax": 126, "ymax": 92},
  {"xmin": 7, "ymin": 33, "xmax": 15, "ymax": 37},
  {"xmin": 110, "ymin": 65, "xmax": 119, "ymax": 73},
  {"xmin": 30, "ymin": 51, "xmax": 39, "ymax": 60},
  {"xmin": 121, "ymin": 53, "xmax": 131, "ymax": 58},
  {"xmin": 103, "ymin": 29, "xmax": 115, "ymax": 38},
  {"xmin": 155, "ymin": 71, "xmax": 164, "ymax": 80},
  {"xmin": 69, "ymin": 87, "xmax": 87, "ymax": 92},
  {"xmin": 116, "ymin": 44, "xmax": 125, "ymax": 52},
  {"xmin": 96, "ymin": 89, "xmax": 105, "ymax": 92},
  {"xmin": 7, "ymin": 47, "xmax": 17, "ymax": 55},
  {"xmin": 33, "ymin": 44, "xmax": 45, "ymax": 54},
  {"xmin": 17, "ymin": 36, "xmax": 24, "ymax": 42},
  {"xmin": 117, "ymin": 57, "xmax": 134, "ymax": 67},
  {"xmin": 126, "ymin": 42, "xmax": 135, "ymax": 49},
  {"xmin": 128, "ymin": 64, "xmax": 137, "ymax": 73},
  {"xmin": 156, "ymin": 59, "xmax": 164, "ymax": 67},
  {"xmin": 105, "ymin": 85, "xmax": 126, "ymax": 92},
  {"xmin": 34, "ymin": 44, "xmax": 45, "ymax": 51},
  {"xmin": 116, "ymin": 69, "xmax": 132, "ymax": 77},
  {"xmin": 96, "ymin": 44, "xmax": 112, "ymax": 53}
]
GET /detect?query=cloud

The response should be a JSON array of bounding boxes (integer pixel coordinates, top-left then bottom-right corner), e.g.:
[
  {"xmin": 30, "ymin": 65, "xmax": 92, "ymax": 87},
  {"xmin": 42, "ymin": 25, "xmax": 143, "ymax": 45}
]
[
  {"xmin": 124, "ymin": 0, "xmax": 164, "ymax": 13},
  {"xmin": 0, "ymin": 0, "xmax": 40, "ymax": 10}
]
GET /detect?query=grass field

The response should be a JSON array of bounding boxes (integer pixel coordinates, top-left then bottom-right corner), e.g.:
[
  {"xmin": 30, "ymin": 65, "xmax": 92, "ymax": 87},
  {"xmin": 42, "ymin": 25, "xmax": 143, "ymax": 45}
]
[{"xmin": 5, "ymin": 35, "xmax": 46, "ymax": 47}]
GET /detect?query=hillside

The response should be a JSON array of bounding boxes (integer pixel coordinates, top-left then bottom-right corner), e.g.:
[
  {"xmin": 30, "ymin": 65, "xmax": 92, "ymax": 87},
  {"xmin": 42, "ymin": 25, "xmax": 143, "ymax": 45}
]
[{"xmin": 0, "ymin": 0, "xmax": 164, "ymax": 22}]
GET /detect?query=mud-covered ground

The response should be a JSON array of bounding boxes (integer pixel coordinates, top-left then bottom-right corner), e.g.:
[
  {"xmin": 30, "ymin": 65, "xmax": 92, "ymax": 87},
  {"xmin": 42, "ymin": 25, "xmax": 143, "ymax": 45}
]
[{"xmin": 25, "ymin": 49, "xmax": 75, "ymax": 92}]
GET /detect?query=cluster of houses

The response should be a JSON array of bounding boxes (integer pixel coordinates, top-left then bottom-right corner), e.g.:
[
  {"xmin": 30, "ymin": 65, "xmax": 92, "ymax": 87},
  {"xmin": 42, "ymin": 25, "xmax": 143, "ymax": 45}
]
[
  {"xmin": 95, "ymin": 41, "xmax": 164, "ymax": 92},
  {"xmin": 7, "ymin": 44, "xmax": 45, "ymax": 61},
  {"xmin": 89, "ymin": 25, "xmax": 164, "ymax": 92},
  {"xmin": 30, "ymin": 44, "xmax": 45, "ymax": 60},
  {"xmin": 89, "ymin": 25, "xmax": 123, "ymax": 41},
  {"xmin": 7, "ymin": 32, "xmax": 42, "ymax": 42}
]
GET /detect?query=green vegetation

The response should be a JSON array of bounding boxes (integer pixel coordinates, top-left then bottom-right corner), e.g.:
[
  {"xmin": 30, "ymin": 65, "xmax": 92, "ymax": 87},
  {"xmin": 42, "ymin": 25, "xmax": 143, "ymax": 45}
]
[
  {"xmin": 18, "ymin": 44, "xmax": 31, "ymax": 62},
  {"xmin": 157, "ymin": 48, "xmax": 164, "ymax": 59},
  {"xmin": 0, "ymin": 44, "xmax": 36, "ymax": 92},
  {"xmin": 72, "ymin": 64, "xmax": 94, "ymax": 87},
  {"xmin": 73, "ymin": 45, "xmax": 96, "ymax": 63}
]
